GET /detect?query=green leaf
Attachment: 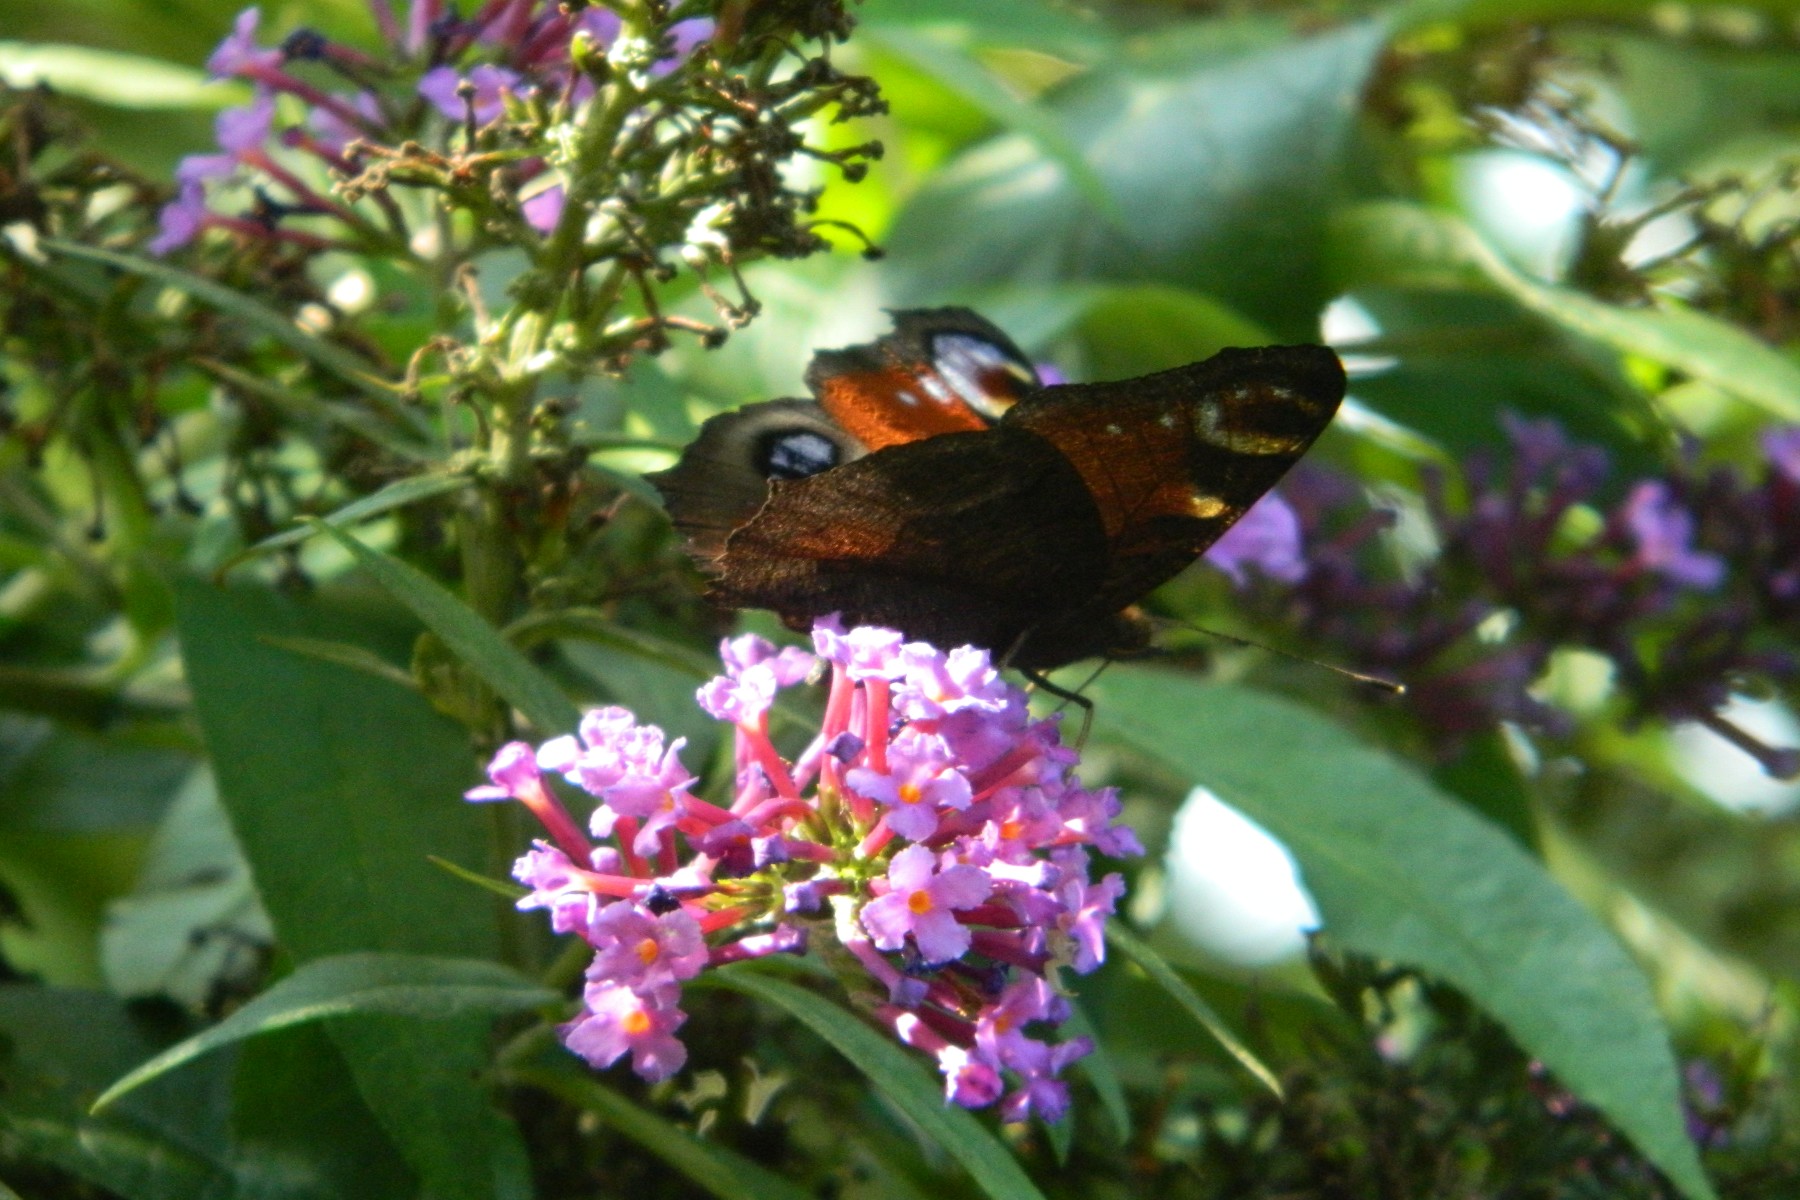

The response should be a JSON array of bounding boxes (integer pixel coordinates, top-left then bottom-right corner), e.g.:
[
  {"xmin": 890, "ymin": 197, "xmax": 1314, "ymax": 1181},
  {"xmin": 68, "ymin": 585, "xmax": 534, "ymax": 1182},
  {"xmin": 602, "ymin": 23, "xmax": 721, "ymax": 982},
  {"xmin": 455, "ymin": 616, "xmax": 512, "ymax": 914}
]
[
  {"xmin": 38, "ymin": 239, "xmax": 408, "ymax": 413},
  {"xmin": 885, "ymin": 21, "xmax": 1390, "ymax": 337},
  {"xmin": 98, "ymin": 770, "xmax": 273, "ymax": 1011},
  {"xmin": 0, "ymin": 716, "xmax": 192, "ymax": 833},
  {"xmin": 174, "ymin": 578, "xmax": 535, "ymax": 1200},
  {"xmin": 193, "ymin": 356, "xmax": 433, "ymax": 461},
  {"xmin": 1096, "ymin": 670, "xmax": 1717, "ymax": 1200},
  {"xmin": 1338, "ymin": 288, "xmax": 1661, "ymax": 463},
  {"xmin": 510, "ymin": 1065, "xmax": 816, "ymax": 1200},
  {"xmin": 1062, "ymin": 1000, "xmax": 1130, "ymax": 1142},
  {"xmin": 254, "ymin": 635, "xmax": 421, "ymax": 692},
  {"xmin": 0, "ymin": 42, "xmax": 239, "ymax": 109},
  {"xmin": 310, "ymin": 523, "xmax": 581, "ymax": 735},
  {"xmin": 860, "ymin": 27, "xmax": 1122, "ymax": 221},
  {"xmin": 94, "ymin": 953, "xmax": 556, "ymax": 1112},
  {"xmin": 1565, "ymin": 33, "xmax": 1800, "ymax": 173},
  {"xmin": 173, "ymin": 579, "xmax": 500, "ymax": 959},
  {"xmin": 230, "ymin": 1024, "xmax": 417, "ymax": 1200},
  {"xmin": 702, "ymin": 968, "xmax": 1049, "ymax": 1200},
  {"xmin": 1331, "ymin": 202, "xmax": 1800, "ymax": 423},
  {"xmin": 1072, "ymin": 283, "xmax": 1271, "ymax": 381},
  {"xmin": 0, "ymin": 985, "xmax": 411, "ymax": 1200},
  {"xmin": 508, "ymin": 609, "xmax": 717, "ymax": 679},
  {"xmin": 1104, "ymin": 924, "xmax": 1282, "ymax": 1098},
  {"xmin": 860, "ymin": 0, "xmax": 1113, "ymax": 61},
  {"xmin": 228, "ymin": 473, "xmax": 472, "ymax": 567}
]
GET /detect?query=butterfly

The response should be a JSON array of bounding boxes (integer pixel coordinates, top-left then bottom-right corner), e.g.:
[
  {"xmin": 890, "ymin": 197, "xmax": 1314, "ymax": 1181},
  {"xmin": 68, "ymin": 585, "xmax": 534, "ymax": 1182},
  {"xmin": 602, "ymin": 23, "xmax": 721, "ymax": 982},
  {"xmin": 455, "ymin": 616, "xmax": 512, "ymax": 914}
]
[{"xmin": 649, "ymin": 308, "xmax": 1345, "ymax": 670}]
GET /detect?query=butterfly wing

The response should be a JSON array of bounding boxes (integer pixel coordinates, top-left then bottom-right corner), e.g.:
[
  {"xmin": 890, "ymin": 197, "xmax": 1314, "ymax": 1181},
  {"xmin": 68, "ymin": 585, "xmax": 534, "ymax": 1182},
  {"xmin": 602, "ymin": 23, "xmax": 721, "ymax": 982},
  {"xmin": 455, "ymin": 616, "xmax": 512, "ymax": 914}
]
[
  {"xmin": 653, "ymin": 321, "xmax": 1344, "ymax": 670},
  {"xmin": 653, "ymin": 309, "xmax": 1040, "ymax": 562},
  {"xmin": 1006, "ymin": 344, "xmax": 1346, "ymax": 619},
  {"xmin": 806, "ymin": 308, "xmax": 1040, "ymax": 450},
  {"xmin": 646, "ymin": 398, "xmax": 864, "ymax": 564},
  {"xmin": 706, "ymin": 425, "xmax": 1116, "ymax": 659}
]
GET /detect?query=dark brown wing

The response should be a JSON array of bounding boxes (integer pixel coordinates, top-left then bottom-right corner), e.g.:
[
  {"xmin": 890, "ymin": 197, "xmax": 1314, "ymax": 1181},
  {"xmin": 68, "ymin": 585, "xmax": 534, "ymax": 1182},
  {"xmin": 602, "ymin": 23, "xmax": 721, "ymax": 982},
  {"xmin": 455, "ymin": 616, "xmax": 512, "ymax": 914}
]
[
  {"xmin": 1005, "ymin": 344, "xmax": 1345, "ymax": 619},
  {"xmin": 707, "ymin": 425, "xmax": 1114, "ymax": 657},
  {"xmin": 646, "ymin": 399, "xmax": 864, "ymax": 564}
]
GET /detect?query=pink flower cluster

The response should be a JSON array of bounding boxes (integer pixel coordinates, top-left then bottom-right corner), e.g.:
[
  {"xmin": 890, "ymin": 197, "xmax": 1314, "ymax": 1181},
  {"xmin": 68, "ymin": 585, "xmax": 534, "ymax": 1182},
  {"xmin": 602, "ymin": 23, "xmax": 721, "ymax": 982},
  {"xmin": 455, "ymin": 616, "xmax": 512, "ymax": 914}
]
[
  {"xmin": 153, "ymin": 1, "xmax": 710, "ymax": 253},
  {"xmin": 467, "ymin": 621, "xmax": 1142, "ymax": 1122}
]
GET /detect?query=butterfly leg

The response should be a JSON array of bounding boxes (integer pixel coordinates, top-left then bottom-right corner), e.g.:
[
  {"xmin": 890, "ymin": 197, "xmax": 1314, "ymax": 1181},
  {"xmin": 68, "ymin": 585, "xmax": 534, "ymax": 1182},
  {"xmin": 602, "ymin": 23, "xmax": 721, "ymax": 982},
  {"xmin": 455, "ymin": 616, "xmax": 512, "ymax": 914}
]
[{"xmin": 1019, "ymin": 668, "xmax": 1095, "ymax": 749}]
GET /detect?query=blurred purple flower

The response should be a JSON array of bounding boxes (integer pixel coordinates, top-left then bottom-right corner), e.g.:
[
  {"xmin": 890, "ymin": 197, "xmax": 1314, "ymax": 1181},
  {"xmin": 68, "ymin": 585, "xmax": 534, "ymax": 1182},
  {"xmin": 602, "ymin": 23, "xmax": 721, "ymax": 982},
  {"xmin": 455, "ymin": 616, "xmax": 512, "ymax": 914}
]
[
  {"xmin": 1206, "ymin": 491, "xmax": 1307, "ymax": 586},
  {"xmin": 1621, "ymin": 481, "xmax": 1724, "ymax": 589},
  {"xmin": 418, "ymin": 63, "xmax": 526, "ymax": 124},
  {"xmin": 208, "ymin": 8, "xmax": 283, "ymax": 76},
  {"xmin": 1764, "ymin": 428, "xmax": 1800, "ymax": 486}
]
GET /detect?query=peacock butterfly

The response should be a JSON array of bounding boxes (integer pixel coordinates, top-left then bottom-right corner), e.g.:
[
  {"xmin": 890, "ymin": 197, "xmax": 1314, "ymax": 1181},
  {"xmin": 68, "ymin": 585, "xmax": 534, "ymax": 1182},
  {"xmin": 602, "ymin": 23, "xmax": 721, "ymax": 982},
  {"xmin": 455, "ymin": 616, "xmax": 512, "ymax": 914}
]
[{"xmin": 649, "ymin": 308, "xmax": 1346, "ymax": 670}]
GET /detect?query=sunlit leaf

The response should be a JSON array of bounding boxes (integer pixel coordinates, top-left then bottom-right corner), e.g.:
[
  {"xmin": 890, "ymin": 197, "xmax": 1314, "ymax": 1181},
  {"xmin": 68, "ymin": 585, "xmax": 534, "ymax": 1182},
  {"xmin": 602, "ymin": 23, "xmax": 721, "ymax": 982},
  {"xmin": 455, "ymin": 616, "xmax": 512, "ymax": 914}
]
[
  {"xmin": 859, "ymin": 26, "xmax": 1121, "ymax": 220},
  {"xmin": 1331, "ymin": 202, "xmax": 1800, "ymax": 424},
  {"xmin": 885, "ymin": 21, "xmax": 1390, "ymax": 338},
  {"xmin": 1097, "ymin": 670, "xmax": 1717, "ymax": 1200},
  {"xmin": 0, "ymin": 42, "xmax": 239, "ymax": 109}
]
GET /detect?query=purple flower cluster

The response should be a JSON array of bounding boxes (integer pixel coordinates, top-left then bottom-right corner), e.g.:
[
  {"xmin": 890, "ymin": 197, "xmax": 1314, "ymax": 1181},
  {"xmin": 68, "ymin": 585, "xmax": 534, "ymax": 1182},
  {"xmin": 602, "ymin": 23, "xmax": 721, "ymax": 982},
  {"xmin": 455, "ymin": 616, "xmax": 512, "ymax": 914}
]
[
  {"xmin": 153, "ymin": 1, "xmax": 710, "ymax": 254},
  {"xmin": 468, "ymin": 622, "xmax": 1140, "ymax": 1121},
  {"xmin": 1250, "ymin": 416, "xmax": 1800, "ymax": 775}
]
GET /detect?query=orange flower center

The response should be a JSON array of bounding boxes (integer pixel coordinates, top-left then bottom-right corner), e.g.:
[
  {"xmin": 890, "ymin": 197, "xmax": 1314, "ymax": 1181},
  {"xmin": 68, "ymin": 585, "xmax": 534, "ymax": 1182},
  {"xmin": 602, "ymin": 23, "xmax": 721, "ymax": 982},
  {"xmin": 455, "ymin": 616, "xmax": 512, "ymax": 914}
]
[
  {"xmin": 999, "ymin": 818, "xmax": 1025, "ymax": 839},
  {"xmin": 907, "ymin": 889, "xmax": 934, "ymax": 915},
  {"xmin": 636, "ymin": 937, "xmax": 661, "ymax": 966},
  {"xmin": 899, "ymin": 783, "xmax": 923, "ymax": 806},
  {"xmin": 621, "ymin": 1007, "xmax": 652, "ymax": 1036}
]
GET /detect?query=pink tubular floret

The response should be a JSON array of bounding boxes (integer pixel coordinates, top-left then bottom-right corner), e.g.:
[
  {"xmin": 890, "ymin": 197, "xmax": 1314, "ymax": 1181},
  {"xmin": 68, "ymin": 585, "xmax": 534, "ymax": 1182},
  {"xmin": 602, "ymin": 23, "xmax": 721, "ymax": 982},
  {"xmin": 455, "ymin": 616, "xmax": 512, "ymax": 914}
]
[{"xmin": 468, "ymin": 621, "xmax": 1139, "ymax": 1120}]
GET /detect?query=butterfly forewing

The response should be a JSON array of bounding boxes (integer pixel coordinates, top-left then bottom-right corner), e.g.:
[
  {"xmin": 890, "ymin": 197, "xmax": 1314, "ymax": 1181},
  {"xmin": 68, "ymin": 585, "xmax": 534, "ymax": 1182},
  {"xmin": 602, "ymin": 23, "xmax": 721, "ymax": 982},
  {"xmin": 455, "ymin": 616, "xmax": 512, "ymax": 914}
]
[{"xmin": 1007, "ymin": 345, "xmax": 1345, "ymax": 616}]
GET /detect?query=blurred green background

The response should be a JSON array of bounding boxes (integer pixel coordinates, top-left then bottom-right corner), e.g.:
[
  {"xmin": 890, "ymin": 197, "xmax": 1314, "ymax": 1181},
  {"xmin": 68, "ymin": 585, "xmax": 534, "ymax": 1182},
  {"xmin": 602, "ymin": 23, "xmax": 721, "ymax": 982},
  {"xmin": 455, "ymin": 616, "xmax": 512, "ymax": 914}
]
[{"xmin": 7, "ymin": 0, "xmax": 1800, "ymax": 1196}]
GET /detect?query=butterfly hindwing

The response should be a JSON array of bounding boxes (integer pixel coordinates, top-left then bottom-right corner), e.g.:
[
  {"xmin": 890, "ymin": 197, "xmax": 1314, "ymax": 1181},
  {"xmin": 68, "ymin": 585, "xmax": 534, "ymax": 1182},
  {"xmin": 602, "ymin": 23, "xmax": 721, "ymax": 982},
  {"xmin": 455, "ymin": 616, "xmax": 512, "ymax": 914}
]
[{"xmin": 646, "ymin": 398, "xmax": 864, "ymax": 563}]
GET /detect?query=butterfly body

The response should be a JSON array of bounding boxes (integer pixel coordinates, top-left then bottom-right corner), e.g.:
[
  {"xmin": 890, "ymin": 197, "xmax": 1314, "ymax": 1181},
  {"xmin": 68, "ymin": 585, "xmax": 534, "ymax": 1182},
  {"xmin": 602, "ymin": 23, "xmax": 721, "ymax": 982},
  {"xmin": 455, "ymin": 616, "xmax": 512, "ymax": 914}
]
[{"xmin": 650, "ymin": 309, "xmax": 1345, "ymax": 669}]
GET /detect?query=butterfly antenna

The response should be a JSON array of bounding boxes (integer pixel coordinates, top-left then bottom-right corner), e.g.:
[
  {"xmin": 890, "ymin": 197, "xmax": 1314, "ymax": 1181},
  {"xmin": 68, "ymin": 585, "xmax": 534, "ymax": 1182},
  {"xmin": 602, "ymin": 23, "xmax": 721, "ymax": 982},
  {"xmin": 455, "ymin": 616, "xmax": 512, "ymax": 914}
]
[{"xmin": 1172, "ymin": 621, "xmax": 1405, "ymax": 695}]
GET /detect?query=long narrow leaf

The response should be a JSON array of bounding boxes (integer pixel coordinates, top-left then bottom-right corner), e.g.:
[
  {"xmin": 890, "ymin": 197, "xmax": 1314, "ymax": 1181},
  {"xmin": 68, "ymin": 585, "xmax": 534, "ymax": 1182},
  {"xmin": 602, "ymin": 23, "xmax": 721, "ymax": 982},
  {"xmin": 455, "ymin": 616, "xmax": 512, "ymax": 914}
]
[
  {"xmin": 702, "ymin": 968, "xmax": 1048, "ymax": 1200},
  {"xmin": 1063, "ymin": 1001, "xmax": 1130, "ymax": 1142},
  {"xmin": 1098, "ymin": 670, "xmax": 1717, "ymax": 1200},
  {"xmin": 227, "ymin": 473, "xmax": 472, "ymax": 569},
  {"xmin": 255, "ymin": 635, "xmax": 421, "ymax": 692},
  {"xmin": 0, "ymin": 41, "xmax": 236, "ymax": 109},
  {"xmin": 40, "ymin": 239, "xmax": 405, "ymax": 409},
  {"xmin": 1331, "ymin": 202, "xmax": 1800, "ymax": 423},
  {"xmin": 93, "ymin": 954, "xmax": 556, "ymax": 1112},
  {"xmin": 510, "ymin": 1066, "xmax": 816, "ymax": 1200},
  {"xmin": 314, "ymin": 521, "xmax": 582, "ymax": 735},
  {"xmin": 1104, "ymin": 924, "xmax": 1283, "ymax": 1098}
]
